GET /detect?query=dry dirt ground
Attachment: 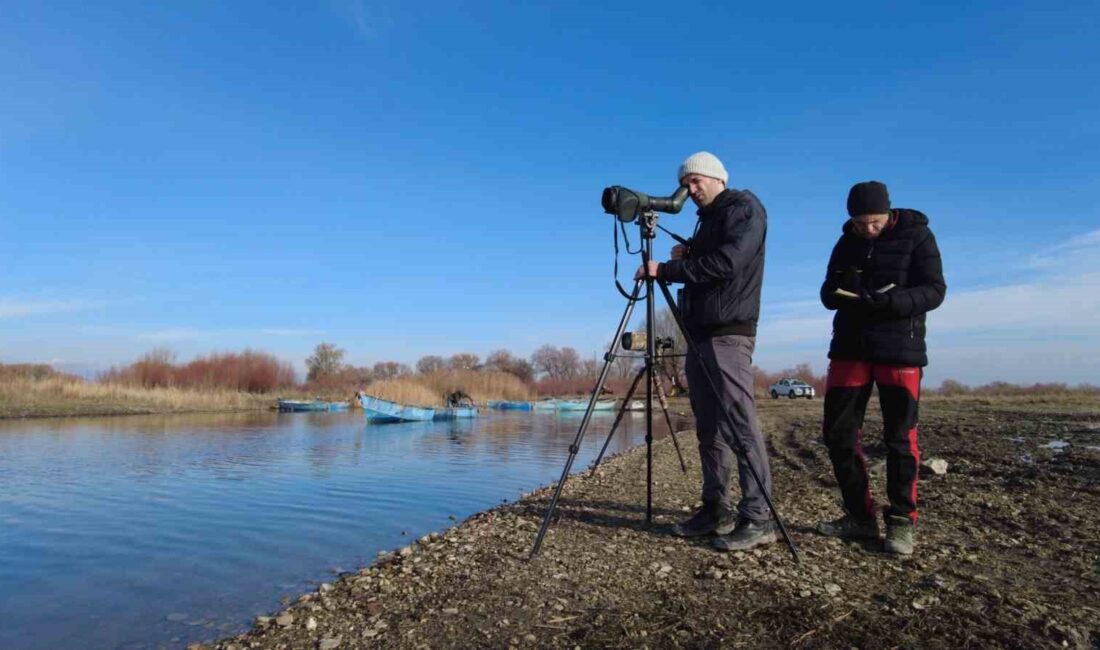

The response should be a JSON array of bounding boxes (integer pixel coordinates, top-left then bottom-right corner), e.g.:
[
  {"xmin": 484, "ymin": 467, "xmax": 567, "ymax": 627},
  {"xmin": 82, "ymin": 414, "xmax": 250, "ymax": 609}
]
[{"xmin": 206, "ymin": 395, "xmax": 1100, "ymax": 649}]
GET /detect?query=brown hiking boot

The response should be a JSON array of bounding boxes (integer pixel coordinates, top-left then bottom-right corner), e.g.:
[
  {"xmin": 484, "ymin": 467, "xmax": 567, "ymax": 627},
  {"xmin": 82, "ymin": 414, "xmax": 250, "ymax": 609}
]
[
  {"xmin": 816, "ymin": 514, "xmax": 880, "ymax": 540},
  {"xmin": 884, "ymin": 515, "xmax": 915, "ymax": 555}
]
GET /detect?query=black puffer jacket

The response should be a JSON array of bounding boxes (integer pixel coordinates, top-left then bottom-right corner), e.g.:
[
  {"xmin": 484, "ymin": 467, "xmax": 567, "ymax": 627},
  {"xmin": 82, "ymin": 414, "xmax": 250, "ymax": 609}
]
[
  {"xmin": 659, "ymin": 189, "xmax": 766, "ymax": 340},
  {"xmin": 820, "ymin": 209, "xmax": 946, "ymax": 367}
]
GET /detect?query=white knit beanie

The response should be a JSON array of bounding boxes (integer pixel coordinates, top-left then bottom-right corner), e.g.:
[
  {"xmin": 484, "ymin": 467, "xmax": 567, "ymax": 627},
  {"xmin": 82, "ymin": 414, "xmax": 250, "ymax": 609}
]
[{"xmin": 678, "ymin": 151, "xmax": 728, "ymax": 184}]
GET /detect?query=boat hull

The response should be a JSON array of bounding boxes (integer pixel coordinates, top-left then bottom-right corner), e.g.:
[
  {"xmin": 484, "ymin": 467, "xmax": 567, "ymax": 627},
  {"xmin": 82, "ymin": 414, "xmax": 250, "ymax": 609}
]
[
  {"xmin": 278, "ymin": 399, "xmax": 330, "ymax": 412},
  {"xmin": 358, "ymin": 394, "xmax": 435, "ymax": 423},
  {"xmin": 487, "ymin": 400, "xmax": 532, "ymax": 411},
  {"xmin": 556, "ymin": 399, "xmax": 617, "ymax": 412},
  {"xmin": 433, "ymin": 407, "xmax": 479, "ymax": 420}
]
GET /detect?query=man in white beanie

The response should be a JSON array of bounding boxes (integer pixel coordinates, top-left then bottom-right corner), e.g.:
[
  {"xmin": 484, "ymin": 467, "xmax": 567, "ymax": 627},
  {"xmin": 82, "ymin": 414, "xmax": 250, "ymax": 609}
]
[{"xmin": 635, "ymin": 151, "xmax": 776, "ymax": 551}]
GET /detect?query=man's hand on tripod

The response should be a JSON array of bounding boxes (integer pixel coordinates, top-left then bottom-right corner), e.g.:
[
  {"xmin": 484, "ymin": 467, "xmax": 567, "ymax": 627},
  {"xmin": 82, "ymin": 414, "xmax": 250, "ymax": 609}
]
[
  {"xmin": 634, "ymin": 260, "xmax": 660, "ymax": 280},
  {"xmin": 670, "ymin": 243, "xmax": 690, "ymax": 260}
]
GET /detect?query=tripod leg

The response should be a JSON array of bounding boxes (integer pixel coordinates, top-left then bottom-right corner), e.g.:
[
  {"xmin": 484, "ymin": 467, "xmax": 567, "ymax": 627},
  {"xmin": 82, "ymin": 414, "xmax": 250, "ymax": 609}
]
[
  {"xmin": 591, "ymin": 364, "xmax": 646, "ymax": 473},
  {"xmin": 531, "ymin": 280, "xmax": 643, "ymax": 558},
  {"xmin": 655, "ymin": 280, "xmax": 802, "ymax": 564},
  {"xmin": 653, "ymin": 375, "xmax": 688, "ymax": 474}
]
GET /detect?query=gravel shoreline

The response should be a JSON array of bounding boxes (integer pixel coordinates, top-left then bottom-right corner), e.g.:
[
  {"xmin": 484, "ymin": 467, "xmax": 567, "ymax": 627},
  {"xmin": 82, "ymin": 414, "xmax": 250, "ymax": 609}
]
[{"xmin": 202, "ymin": 397, "xmax": 1099, "ymax": 649}]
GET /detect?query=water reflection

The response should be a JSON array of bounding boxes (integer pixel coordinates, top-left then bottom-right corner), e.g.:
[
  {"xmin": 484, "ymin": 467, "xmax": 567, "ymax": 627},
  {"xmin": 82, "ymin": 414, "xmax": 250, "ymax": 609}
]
[{"xmin": 0, "ymin": 409, "xmax": 689, "ymax": 650}]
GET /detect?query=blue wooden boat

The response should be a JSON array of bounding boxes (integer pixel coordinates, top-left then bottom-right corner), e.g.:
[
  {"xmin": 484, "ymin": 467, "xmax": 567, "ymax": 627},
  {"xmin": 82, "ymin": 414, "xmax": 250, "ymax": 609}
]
[
  {"xmin": 433, "ymin": 406, "xmax": 479, "ymax": 420},
  {"xmin": 556, "ymin": 399, "xmax": 617, "ymax": 412},
  {"xmin": 532, "ymin": 399, "xmax": 559, "ymax": 411},
  {"xmin": 278, "ymin": 399, "xmax": 330, "ymax": 412},
  {"xmin": 491, "ymin": 400, "xmax": 532, "ymax": 411},
  {"xmin": 358, "ymin": 394, "xmax": 435, "ymax": 423},
  {"xmin": 327, "ymin": 401, "xmax": 350, "ymax": 412}
]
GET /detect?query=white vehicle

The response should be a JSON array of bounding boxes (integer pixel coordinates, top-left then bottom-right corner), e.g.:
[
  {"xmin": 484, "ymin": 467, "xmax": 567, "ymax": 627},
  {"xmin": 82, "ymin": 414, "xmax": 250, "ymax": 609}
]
[{"xmin": 769, "ymin": 378, "xmax": 816, "ymax": 400}]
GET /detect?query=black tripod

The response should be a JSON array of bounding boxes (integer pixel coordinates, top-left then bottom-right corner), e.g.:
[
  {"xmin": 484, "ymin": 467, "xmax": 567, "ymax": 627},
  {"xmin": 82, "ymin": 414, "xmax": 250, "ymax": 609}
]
[
  {"xmin": 530, "ymin": 210, "xmax": 801, "ymax": 563},
  {"xmin": 591, "ymin": 360, "xmax": 688, "ymax": 475}
]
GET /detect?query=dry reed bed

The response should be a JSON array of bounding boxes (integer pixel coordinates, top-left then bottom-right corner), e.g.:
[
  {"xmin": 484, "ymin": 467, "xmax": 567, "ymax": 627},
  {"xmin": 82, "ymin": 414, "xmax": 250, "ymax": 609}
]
[
  {"xmin": 364, "ymin": 371, "xmax": 534, "ymax": 407},
  {"xmin": 0, "ymin": 376, "xmax": 270, "ymax": 418}
]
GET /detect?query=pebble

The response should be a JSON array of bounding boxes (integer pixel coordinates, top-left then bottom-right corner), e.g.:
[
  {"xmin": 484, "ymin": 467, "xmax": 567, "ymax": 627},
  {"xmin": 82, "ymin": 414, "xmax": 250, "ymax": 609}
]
[
  {"xmin": 320, "ymin": 583, "xmax": 333, "ymax": 593},
  {"xmin": 306, "ymin": 617, "xmax": 318, "ymax": 631},
  {"xmin": 255, "ymin": 616, "xmax": 272, "ymax": 627},
  {"xmin": 400, "ymin": 546, "xmax": 414, "ymax": 557},
  {"xmin": 275, "ymin": 613, "xmax": 294, "ymax": 627},
  {"xmin": 920, "ymin": 459, "xmax": 949, "ymax": 476},
  {"xmin": 319, "ymin": 637, "xmax": 342, "ymax": 650},
  {"xmin": 825, "ymin": 583, "xmax": 842, "ymax": 596}
]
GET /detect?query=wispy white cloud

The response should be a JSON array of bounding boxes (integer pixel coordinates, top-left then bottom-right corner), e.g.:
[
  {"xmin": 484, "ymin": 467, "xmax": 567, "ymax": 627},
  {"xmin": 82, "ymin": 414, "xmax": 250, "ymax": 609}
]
[
  {"xmin": 1026, "ymin": 227, "xmax": 1100, "ymax": 270},
  {"xmin": 0, "ymin": 299, "xmax": 99, "ymax": 319}
]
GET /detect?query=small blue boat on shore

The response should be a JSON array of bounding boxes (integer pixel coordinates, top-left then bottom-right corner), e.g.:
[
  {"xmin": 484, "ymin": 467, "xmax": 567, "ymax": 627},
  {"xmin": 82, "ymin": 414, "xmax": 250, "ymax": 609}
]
[
  {"xmin": 278, "ymin": 399, "xmax": 330, "ymax": 412},
  {"xmin": 556, "ymin": 399, "xmax": 617, "ymax": 412},
  {"xmin": 358, "ymin": 393, "xmax": 435, "ymax": 423},
  {"xmin": 487, "ymin": 400, "xmax": 532, "ymax": 411}
]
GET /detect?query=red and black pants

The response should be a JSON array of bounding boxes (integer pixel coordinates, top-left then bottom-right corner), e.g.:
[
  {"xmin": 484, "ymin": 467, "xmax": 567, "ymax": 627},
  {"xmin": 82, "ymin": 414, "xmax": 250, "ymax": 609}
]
[{"xmin": 822, "ymin": 360, "xmax": 921, "ymax": 523}]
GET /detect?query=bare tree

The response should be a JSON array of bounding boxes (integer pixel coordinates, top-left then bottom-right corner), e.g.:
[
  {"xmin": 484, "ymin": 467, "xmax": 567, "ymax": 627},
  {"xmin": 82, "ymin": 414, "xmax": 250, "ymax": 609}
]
[
  {"xmin": 531, "ymin": 345, "xmax": 559, "ymax": 378},
  {"xmin": 448, "ymin": 353, "xmax": 480, "ymax": 371},
  {"xmin": 372, "ymin": 361, "xmax": 410, "ymax": 380},
  {"xmin": 306, "ymin": 343, "xmax": 345, "ymax": 382},
  {"xmin": 558, "ymin": 347, "xmax": 581, "ymax": 379},
  {"xmin": 416, "ymin": 355, "xmax": 446, "ymax": 374},
  {"xmin": 486, "ymin": 349, "xmax": 535, "ymax": 382}
]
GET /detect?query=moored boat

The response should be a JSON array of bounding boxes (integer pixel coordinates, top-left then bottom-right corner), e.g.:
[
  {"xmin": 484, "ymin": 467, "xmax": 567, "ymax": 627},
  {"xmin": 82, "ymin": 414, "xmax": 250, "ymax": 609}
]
[
  {"xmin": 358, "ymin": 393, "xmax": 435, "ymax": 423},
  {"xmin": 556, "ymin": 399, "xmax": 617, "ymax": 411},
  {"xmin": 532, "ymin": 399, "xmax": 559, "ymax": 411},
  {"xmin": 487, "ymin": 400, "xmax": 532, "ymax": 411},
  {"xmin": 277, "ymin": 399, "xmax": 330, "ymax": 412},
  {"xmin": 433, "ymin": 406, "xmax": 479, "ymax": 420}
]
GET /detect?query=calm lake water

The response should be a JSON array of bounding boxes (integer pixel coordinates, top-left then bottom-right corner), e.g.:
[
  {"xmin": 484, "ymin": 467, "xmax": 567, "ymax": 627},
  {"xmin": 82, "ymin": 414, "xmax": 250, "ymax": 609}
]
[{"xmin": 0, "ymin": 408, "xmax": 689, "ymax": 649}]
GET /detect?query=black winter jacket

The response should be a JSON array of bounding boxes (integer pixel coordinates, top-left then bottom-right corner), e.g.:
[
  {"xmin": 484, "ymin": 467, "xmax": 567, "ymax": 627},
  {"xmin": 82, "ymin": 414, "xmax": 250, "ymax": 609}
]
[
  {"xmin": 659, "ymin": 189, "xmax": 766, "ymax": 340},
  {"xmin": 820, "ymin": 209, "xmax": 946, "ymax": 367}
]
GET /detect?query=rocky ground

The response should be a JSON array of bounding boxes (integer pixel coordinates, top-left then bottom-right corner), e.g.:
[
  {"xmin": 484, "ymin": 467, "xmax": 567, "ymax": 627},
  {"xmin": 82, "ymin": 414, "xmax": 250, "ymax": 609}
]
[{"xmin": 204, "ymin": 395, "xmax": 1099, "ymax": 649}]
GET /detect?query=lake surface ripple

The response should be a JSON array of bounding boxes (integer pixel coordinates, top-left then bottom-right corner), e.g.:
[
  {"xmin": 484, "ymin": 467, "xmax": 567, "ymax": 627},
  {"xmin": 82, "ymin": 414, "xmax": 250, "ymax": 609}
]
[{"xmin": 0, "ymin": 409, "xmax": 687, "ymax": 649}]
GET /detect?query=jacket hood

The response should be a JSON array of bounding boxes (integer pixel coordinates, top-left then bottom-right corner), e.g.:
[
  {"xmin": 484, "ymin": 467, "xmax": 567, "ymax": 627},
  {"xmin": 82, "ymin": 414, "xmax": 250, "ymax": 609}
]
[{"xmin": 841, "ymin": 208, "xmax": 929, "ymax": 235}]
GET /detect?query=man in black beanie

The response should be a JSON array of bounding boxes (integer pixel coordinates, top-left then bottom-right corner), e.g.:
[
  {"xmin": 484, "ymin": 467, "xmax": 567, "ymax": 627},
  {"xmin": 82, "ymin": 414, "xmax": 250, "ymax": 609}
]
[
  {"xmin": 816, "ymin": 181, "xmax": 946, "ymax": 555},
  {"xmin": 635, "ymin": 152, "xmax": 777, "ymax": 552}
]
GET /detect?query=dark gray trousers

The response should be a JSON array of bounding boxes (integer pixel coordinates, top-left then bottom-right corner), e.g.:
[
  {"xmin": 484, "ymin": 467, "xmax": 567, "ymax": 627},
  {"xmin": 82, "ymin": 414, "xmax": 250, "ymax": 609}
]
[{"xmin": 685, "ymin": 334, "xmax": 773, "ymax": 521}]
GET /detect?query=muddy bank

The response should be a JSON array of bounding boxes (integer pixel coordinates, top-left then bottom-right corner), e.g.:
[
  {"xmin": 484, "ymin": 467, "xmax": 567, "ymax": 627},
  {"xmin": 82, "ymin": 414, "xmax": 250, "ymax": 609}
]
[{"xmin": 205, "ymin": 397, "xmax": 1099, "ymax": 649}]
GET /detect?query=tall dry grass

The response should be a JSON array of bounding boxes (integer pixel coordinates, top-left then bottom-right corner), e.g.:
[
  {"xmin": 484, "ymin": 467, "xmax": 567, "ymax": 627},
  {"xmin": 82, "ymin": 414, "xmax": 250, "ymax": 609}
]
[
  {"xmin": 362, "ymin": 371, "xmax": 535, "ymax": 407},
  {"xmin": 361, "ymin": 378, "xmax": 442, "ymax": 407},
  {"xmin": 0, "ymin": 374, "xmax": 270, "ymax": 418},
  {"xmin": 419, "ymin": 370, "xmax": 534, "ymax": 403}
]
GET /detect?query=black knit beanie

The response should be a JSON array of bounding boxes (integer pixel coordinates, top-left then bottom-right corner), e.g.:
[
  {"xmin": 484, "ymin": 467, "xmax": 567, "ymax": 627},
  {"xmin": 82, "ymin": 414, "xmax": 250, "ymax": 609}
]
[{"xmin": 846, "ymin": 181, "xmax": 891, "ymax": 216}]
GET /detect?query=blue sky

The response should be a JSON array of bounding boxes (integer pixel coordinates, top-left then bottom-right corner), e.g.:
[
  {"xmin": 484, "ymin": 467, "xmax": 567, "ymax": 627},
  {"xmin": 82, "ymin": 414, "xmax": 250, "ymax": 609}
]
[{"xmin": 2, "ymin": 1, "xmax": 1098, "ymax": 385}]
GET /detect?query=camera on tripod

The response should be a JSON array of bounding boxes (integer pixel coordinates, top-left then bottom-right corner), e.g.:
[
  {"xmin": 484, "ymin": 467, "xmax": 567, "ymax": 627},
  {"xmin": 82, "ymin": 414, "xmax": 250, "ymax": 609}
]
[
  {"xmin": 601, "ymin": 185, "xmax": 690, "ymax": 222},
  {"xmin": 621, "ymin": 330, "xmax": 674, "ymax": 352}
]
